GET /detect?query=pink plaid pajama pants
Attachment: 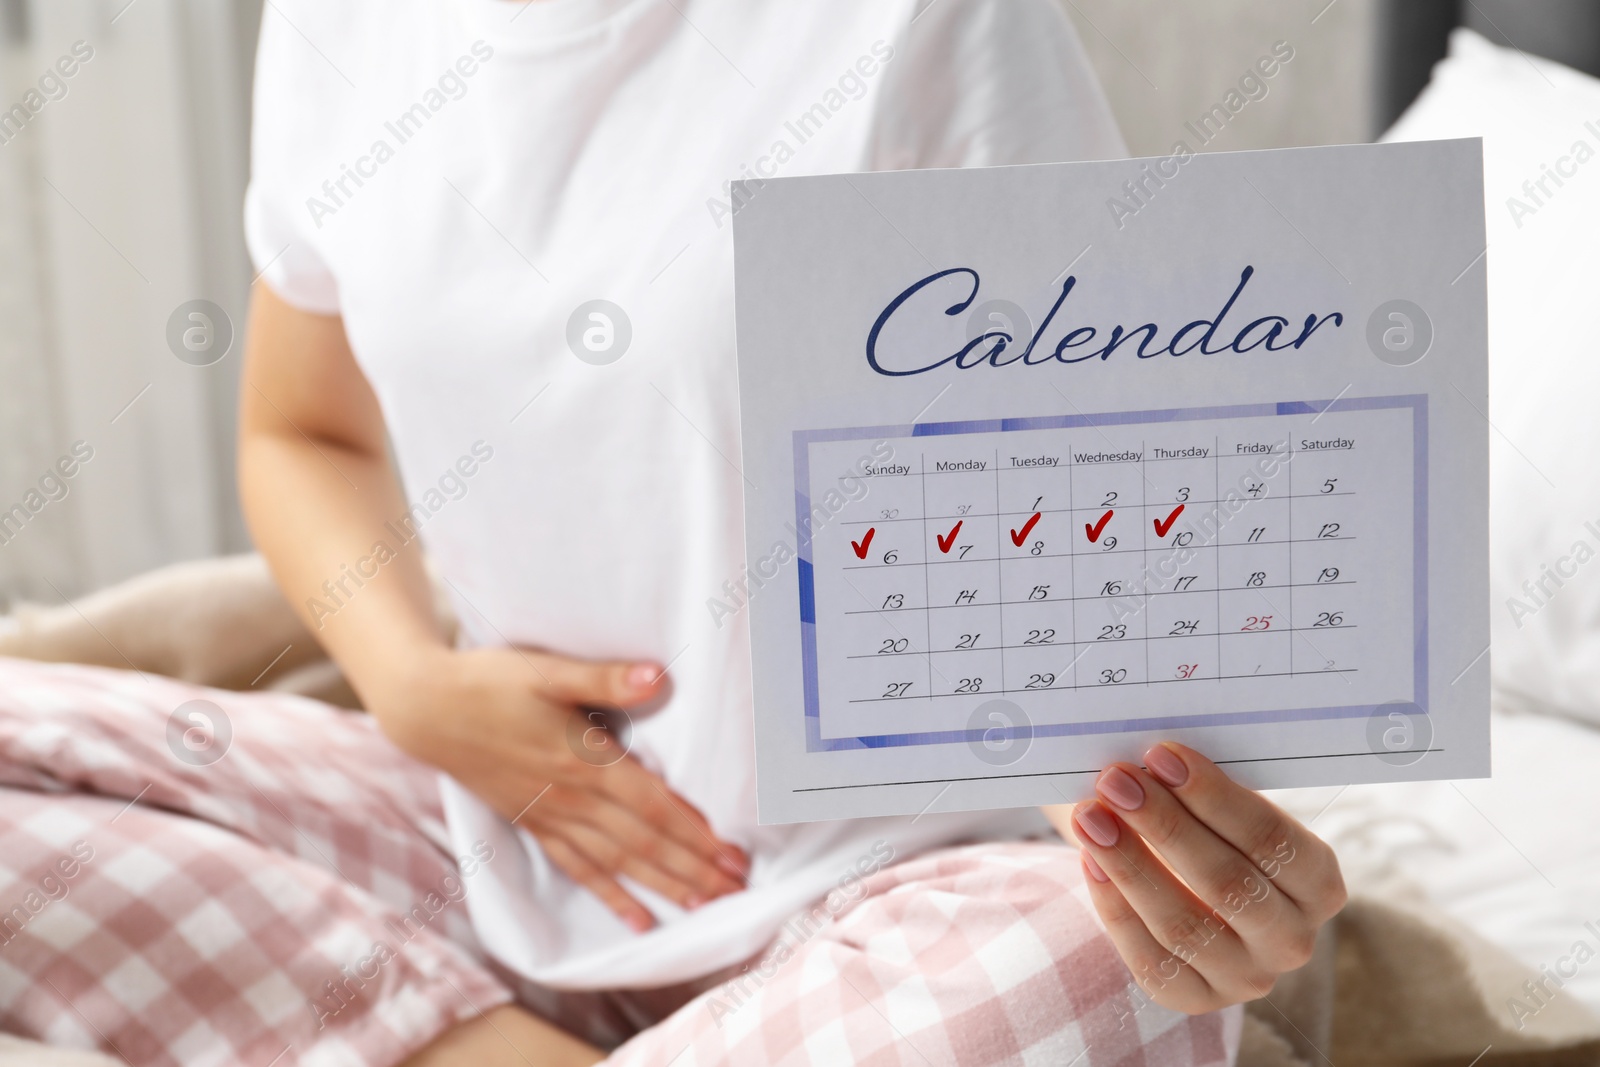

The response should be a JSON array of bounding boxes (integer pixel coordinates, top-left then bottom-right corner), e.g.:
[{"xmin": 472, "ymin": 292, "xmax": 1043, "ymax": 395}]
[{"xmin": 0, "ymin": 658, "xmax": 1239, "ymax": 1066}]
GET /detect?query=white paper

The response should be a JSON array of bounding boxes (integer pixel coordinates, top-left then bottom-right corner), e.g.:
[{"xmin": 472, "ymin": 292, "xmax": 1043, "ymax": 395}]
[{"xmin": 732, "ymin": 140, "xmax": 1488, "ymax": 824}]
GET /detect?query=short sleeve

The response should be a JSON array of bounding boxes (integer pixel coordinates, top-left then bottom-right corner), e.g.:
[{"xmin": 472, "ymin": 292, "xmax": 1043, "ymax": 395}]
[
  {"xmin": 243, "ymin": 7, "xmax": 342, "ymax": 315},
  {"xmin": 869, "ymin": 0, "xmax": 1127, "ymax": 172}
]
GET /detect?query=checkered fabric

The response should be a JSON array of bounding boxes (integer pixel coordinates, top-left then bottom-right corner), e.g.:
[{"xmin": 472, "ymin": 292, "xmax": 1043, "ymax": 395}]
[
  {"xmin": 0, "ymin": 658, "xmax": 1239, "ymax": 1066},
  {"xmin": 604, "ymin": 844, "xmax": 1242, "ymax": 1066}
]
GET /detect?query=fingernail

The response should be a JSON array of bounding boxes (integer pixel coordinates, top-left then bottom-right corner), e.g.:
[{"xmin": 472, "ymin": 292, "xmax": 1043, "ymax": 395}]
[
  {"xmin": 1144, "ymin": 743, "xmax": 1189, "ymax": 787},
  {"xmin": 626, "ymin": 912, "xmax": 653, "ymax": 933},
  {"xmin": 717, "ymin": 857, "xmax": 747, "ymax": 881},
  {"xmin": 686, "ymin": 894, "xmax": 706, "ymax": 910},
  {"xmin": 1081, "ymin": 851, "xmax": 1110, "ymax": 883},
  {"xmin": 1074, "ymin": 803, "xmax": 1119, "ymax": 847},
  {"xmin": 1097, "ymin": 766, "xmax": 1145, "ymax": 811},
  {"xmin": 627, "ymin": 664, "xmax": 660, "ymax": 690}
]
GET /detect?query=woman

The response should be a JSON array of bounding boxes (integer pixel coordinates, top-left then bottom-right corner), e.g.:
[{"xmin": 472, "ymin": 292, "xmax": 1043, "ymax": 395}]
[{"xmin": 0, "ymin": 0, "xmax": 1345, "ymax": 1063}]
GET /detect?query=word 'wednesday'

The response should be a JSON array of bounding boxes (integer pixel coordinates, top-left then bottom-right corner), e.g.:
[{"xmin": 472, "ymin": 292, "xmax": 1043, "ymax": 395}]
[{"xmin": 866, "ymin": 265, "xmax": 1344, "ymax": 376}]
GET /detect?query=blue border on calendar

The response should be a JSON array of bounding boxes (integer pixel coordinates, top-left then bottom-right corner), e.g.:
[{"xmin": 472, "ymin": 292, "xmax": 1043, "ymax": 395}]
[{"xmin": 791, "ymin": 394, "xmax": 1428, "ymax": 753}]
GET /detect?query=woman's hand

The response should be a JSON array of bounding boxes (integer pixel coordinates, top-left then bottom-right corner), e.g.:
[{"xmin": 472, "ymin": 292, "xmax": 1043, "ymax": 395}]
[
  {"xmin": 1044, "ymin": 742, "xmax": 1346, "ymax": 1014},
  {"xmin": 366, "ymin": 645, "xmax": 749, "ymax": 933},
  {"xmin": 236, "ymin": 290, "xmax": 746, "ymax": 933}
]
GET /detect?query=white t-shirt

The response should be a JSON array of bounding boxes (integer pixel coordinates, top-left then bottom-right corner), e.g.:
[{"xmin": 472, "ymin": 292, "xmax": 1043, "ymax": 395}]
[{"xmin": 246, "ymin": 0, "xmax": 1125, "ymax": 988}]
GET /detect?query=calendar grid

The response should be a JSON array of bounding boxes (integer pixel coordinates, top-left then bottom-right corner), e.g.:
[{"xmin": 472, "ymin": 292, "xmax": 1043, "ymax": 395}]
[
  {"xmin": 842, "ymin": 577, "xmax": 1357, "ymax": 613},
  {"xmin": 1065, "ymin": 454, "xmax": 1081, "ymax": 657},
  {"xmin": 918, "ymin": 454, "xmax": 933, "ymax": 699},
  {"xmin": 1140, "ymin": 441, "xmax": 1151, "ymax": 689},
  {"xmin": 838, "ymin": 535, "xmax": 1360, "ymax": 571},
  {"xmin": 842, "ymin": 667, "xmax": 1363, "ymax": 703},
  {"xmin": 991, "ymin": 449, "xmax": 1007, "ymax": 706},
  {"xmin": 1213, "ymin": 435, "xmax": 1222, "ymax": 684},
  {"xmin": 793, "ymin": 395, "xmax": 1428, "ymax": 753},
  {"xmin": 845, "ymin": 623, "xmax": 1362, "ymax": 657},
  {"xmin": 1287, "ymin": 437, "xmax": 1295, "ymax": 674},
  {"xmin": 837, "ymin": 489, "xmax": 1357, "ymax": 525}
]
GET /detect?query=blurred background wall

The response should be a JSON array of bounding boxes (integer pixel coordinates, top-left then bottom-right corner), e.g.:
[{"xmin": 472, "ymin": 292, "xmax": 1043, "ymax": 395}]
[
  {"xmin": 1067, "ymin": 0, "xmax": 1600, "ymax": 157},
  {"xmin": 0, "ymin": 0, "xmax": 260, "ymax": 601},
  {"xmin": 0, "ymin": 0, "xmax": 1594, "ymax": 604}
]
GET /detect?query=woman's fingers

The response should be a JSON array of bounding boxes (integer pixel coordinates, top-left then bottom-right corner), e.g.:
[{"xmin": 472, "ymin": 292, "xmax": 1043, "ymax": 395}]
[
  {"xmin": 595, "ymin": 758, "xmax": 749, "ymax": 881},
  {"xmin": 559, "ymin": 793, "xmax": 745, "ymax": 905},
  {"xmin": 537, "ymin": 830, "xmax": 655, "ymax": 933},
  {"xmin": 559, "ymin": 820, "xmax": 709, "ymax": 909},
  {"xmin": 528, "ymin": 650, "xmax": 664, "ymax": 710},
  {"xmin": 1142, "ymin": 743, "xmax": 1347, "ymax": 921},
  {"xmin": 1073, "ymin": 801, "xmax": 1273, "ymax": 1006},
  {"xmin": 1053, "ymin": 744, "xmax": 1350, "ymax": 1014},
  {"xmin": 1077, "ymin": 852, "xmax": 1226, "ymax": 1014},
  {"xmin": 1092, "ymin": 762, "xmax": 1313, "ymax": 973}
]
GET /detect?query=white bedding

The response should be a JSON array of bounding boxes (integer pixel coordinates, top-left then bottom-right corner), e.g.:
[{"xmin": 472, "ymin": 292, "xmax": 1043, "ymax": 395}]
[
  {"xmin": 1384, "ymin": 29, "xmax": 1600, "ymax": 732},
  {"xmin": 1271, "ymin": 700, "xmax": 1600, "ymax": 1013},
  {"xmin": 1276, "ymin": 26, "xmax": 1600, "ymax": 1021}
]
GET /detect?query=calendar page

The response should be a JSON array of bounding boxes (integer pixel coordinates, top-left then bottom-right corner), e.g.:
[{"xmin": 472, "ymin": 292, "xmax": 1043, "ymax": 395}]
[{"xmin": 732, "ymin": 140, "xmax": 1488, "ymax": 824}]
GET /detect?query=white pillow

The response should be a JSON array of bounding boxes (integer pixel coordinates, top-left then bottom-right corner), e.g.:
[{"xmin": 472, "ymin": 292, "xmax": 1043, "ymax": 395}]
[{"xmin": 1384, "ymin": 29, "xmax": 1600, "ymax": 727}]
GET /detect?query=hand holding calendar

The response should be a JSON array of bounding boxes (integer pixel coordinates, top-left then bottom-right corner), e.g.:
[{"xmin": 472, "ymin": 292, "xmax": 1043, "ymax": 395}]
[{"xmin": 732, "ymin": 140, "xmax": 1489, "ymax": 823}]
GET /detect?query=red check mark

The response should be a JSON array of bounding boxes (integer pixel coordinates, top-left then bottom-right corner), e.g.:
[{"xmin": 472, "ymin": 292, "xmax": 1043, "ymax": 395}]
[
  {"xmin": 936, "ymin": 520, "xmax": 963, "ymax": 554},
  {"xmin": 851, "ymin": 527, "xmax": 875, "ymax": 560},
  {"xmin": 1084, "ymin": 510, "xmax": 1113, "ymax": 543},
  {"xmin": 1010, "ymin": 512, "xmax": 1042, "ymax": 547},
  {"xmin": 1153, "ymin": 504, "xmax": 1185, "ymax": 538}
]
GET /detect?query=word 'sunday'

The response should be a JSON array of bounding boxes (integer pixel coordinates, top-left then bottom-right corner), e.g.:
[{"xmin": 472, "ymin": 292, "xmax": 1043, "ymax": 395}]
[{"xmin": 865, "ymin": 265, "xmax": 1344, "ymax": 376}]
